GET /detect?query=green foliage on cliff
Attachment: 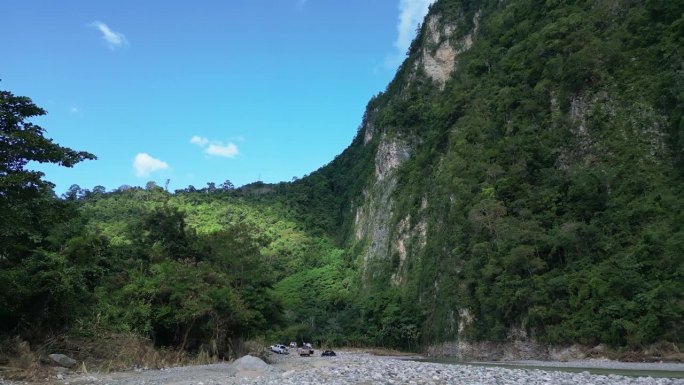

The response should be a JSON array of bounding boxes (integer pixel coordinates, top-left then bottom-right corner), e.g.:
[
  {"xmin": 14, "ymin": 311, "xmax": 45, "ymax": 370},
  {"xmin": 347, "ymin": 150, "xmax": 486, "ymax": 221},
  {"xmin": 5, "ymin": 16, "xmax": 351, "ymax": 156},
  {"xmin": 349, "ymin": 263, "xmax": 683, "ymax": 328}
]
[{"xmin": 355, "ymin": 0, "xmax": 684, "ymax": 348}]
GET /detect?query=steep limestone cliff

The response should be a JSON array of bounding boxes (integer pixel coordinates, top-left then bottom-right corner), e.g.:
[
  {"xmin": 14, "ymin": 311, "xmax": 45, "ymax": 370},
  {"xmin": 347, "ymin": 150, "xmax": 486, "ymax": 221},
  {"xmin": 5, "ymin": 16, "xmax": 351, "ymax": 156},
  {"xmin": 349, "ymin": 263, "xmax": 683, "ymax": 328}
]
[
  {"xmin": 333, "ymin": 0, "xmax": 684, "ymax": 357},
  {"xmin": 350, "ymin": 0, "xmax": 481, "ymax": 286}
]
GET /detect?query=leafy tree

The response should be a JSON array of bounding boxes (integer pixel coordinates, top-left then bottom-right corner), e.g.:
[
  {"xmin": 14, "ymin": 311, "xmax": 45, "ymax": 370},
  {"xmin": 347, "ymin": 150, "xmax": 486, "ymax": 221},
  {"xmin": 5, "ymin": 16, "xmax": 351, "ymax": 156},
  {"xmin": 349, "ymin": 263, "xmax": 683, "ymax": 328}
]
[
  {"xmin": 0, "ymin": 88, "xmax": 95, "ymax": 261},
  {"xmin": 220, "ymin": 179, "xmax": 234, "ymax": 191},
  {"xmin": 92, "ymin": 185, "xmax": 106, "ymax": 195},
  {"xmin": 0, "ymin": 88, "xmax": 95, "ymax": 336},
  {"xmin": 132, "ymin": 206, "xmax": 195, "ymax": 261},
  {"xmin": 63, "ymin": 184, "xmax": 85, "ymax": 200}
]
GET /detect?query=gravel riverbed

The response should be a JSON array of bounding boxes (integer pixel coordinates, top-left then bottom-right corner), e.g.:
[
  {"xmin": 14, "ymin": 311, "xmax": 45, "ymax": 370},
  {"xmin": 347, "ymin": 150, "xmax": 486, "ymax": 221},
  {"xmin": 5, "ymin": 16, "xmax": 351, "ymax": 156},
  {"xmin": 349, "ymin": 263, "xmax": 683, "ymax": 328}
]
[{"xmin": 3, "ymin": 351, "xmax": 683, "ymax": 385}]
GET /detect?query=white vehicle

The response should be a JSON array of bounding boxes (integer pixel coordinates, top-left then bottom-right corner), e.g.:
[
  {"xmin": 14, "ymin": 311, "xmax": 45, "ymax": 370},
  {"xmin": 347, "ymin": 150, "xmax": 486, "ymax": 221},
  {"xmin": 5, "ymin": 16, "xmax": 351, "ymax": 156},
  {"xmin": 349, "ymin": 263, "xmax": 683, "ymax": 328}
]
[{"xmin": 270, "ymin": 344, "xmax": 289, "ymax": 354}]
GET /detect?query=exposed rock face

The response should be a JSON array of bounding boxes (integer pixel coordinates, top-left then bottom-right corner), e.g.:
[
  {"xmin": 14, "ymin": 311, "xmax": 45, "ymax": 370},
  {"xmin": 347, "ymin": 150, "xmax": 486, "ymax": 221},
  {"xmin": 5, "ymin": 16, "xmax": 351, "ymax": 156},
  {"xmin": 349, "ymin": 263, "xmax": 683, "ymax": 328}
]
[
  {"xmin": 374, "ymin": 138, "xmax": 411, "ymax": 181},
  {"xmin": 421, "ymin": 15, "xmax": 456, "ymax": 85},
  {"xmin": 390, "ymin": 204, "xmax": 428, "ymax": 286},
  {"xmin": 550, "ymin": 345, "xmax": 588, "ymax": 361},
  {"xmin": 352, "ymin": 12, "xmax": 481, "ymax": 280},
  {"xmin": 362, "ymin": 109, "xmax": 379, "ymax": 144},
  {"xmin": 426, "ymin": 340, "xmax": 592, "ymax": 361},
  {"xmin": 354, "ymin": 135, "xmax": 411, "ymax": 277},
  {"xmin": 426, "ymin": 326, "xmax": 590, "ymax": 361},
  {"xmin": 418, "ymin": 12, "xmax": 480, "ymax": 87},
  {"xmin": 363, "ymin": 121, "xmax": 376, "ymax": 144},
  {"xmin": 422, "ymin": 44, "xmax": 456, "ymax": 85},
  {"xmin": 426, "ymin": 339, "xmax": 549, "ymax": 361},
  {"xmin": 353, "ymin": 9, "xmax": 483, "ymax": 283},
  {"xmin": 352, "ymin": 6, "xmax": 484, "ymax": 297},
  {"xmin": 457, "ymin": 308, "xmax": 473, "ymax": 334},
  {"xmin": 390, "ymin": 216, "xmax": 411, "ymax": 285}
]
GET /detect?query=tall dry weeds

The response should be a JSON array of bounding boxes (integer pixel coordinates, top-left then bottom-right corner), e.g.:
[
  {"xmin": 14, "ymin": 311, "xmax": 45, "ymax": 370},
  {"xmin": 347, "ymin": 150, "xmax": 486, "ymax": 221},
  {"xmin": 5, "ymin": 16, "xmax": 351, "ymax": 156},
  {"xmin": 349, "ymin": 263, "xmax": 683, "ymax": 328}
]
[
  {"xmin": 0, "ymin": 337, "xmax": 46, "ymax": 381},
  {"xmin": 0, "ymin": 333, "xmax": 246, "ymax": 381}
]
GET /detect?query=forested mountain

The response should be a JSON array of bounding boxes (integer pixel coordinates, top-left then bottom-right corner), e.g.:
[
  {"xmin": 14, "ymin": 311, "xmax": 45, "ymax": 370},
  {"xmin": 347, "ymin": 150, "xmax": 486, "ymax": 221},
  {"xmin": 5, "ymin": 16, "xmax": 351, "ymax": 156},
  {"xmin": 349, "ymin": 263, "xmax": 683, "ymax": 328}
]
[
  {"xmin": 1, "ymin": 0, "xmax": 682, "ymax": 360},
  {"xmin": 335, "ymin": 0, "xmax": 683, "ymax": 354}
]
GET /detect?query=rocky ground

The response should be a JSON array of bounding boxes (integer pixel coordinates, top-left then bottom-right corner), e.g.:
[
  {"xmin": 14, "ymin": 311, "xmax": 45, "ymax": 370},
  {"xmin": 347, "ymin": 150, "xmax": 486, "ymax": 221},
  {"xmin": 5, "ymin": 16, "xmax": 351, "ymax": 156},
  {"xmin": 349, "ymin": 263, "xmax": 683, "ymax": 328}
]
[{"xmin": 2, "ymin": 351, "xmax": 683, "ymax": 385}]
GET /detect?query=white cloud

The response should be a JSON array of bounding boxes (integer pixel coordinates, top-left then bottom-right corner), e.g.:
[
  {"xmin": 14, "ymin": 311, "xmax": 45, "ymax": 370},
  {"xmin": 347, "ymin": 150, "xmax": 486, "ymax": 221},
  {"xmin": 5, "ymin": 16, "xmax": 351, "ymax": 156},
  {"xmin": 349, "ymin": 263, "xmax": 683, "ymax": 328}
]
[
  {"xmin": 90, "ymin": 21, "xmax": 129, "ymax": 49},
  {"xmin": 385, "ymin": 0, "xmax": 436, "ymax": 67},
  {"xmin": 190, "ymin": 135, "xmax": 209, "ymax": 146},
  {"xmin": 206, "ymin": 143, "xmax": 239, "ymax": 158},
  {"xmin": 133, "ymin": 153, "xmax": 169, "ymax": 177},
  {"xmin": 396, "ymin": 0, "xmax": 435, "ymax": 53},
  {"xmin": 190, "ymin": 135, "xmax": 240, "ymax": 158}
]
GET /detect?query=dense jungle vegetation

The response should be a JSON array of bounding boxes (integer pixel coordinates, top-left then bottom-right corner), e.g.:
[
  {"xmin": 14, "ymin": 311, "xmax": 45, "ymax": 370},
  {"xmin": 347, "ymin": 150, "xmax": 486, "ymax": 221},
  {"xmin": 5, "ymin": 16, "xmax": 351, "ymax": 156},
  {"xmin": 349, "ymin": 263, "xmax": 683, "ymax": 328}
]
[
  {"xmin": 355, "ymin": 0, "xmax": 684, "ymax": 349},
  {"xmin": 1, "ymin": 0, "xmax": 682, "ymax": 358}
]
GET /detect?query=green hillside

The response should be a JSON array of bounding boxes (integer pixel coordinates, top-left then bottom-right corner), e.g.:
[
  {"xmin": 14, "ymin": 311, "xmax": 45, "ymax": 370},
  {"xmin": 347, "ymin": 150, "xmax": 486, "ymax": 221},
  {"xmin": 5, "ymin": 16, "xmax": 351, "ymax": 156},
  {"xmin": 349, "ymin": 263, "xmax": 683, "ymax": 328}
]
[{"xmin": 340, "ymin": 0, "xmax": 684, "ymax": 348}]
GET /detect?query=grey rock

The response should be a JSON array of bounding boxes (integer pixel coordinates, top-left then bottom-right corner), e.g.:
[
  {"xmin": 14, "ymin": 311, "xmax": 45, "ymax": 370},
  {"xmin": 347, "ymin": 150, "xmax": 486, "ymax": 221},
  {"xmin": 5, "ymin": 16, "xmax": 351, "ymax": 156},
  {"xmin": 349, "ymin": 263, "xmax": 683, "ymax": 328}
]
[
  {"xmin": 48, "ymin": 353, "xmax": 77, "ymax": 368},
  {"xmin": 233, "ymin": 354, "xmax": 269, "ymax": 372},
  {"xmin": 550, "ymin": 344, "xmax": 587, "ymax": 361}
]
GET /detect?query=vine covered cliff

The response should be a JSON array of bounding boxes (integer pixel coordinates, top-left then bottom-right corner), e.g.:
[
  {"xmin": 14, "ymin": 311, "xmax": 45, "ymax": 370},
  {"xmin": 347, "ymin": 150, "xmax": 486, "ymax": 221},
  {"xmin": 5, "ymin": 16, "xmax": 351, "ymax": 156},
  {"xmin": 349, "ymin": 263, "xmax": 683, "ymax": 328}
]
[{"xmin": 330, "ymin": 0, "xmax": 683, "ymax": 353}]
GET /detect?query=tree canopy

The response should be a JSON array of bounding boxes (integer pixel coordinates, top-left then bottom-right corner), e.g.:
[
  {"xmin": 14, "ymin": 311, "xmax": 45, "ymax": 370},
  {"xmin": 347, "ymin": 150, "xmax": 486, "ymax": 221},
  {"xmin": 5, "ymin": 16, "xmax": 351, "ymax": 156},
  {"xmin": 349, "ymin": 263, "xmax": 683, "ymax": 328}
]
[{"xmin": 0, "ymin": 88, "xmax": 95, "ymax": 261}]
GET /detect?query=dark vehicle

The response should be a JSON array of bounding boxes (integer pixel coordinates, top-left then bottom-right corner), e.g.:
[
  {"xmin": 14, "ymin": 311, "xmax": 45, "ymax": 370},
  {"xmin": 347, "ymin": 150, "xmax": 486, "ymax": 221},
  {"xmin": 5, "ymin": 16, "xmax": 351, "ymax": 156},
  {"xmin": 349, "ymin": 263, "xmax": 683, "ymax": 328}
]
[{"xmin": 321, "ymin": 350, "xmax": 336, "ymax": 356}]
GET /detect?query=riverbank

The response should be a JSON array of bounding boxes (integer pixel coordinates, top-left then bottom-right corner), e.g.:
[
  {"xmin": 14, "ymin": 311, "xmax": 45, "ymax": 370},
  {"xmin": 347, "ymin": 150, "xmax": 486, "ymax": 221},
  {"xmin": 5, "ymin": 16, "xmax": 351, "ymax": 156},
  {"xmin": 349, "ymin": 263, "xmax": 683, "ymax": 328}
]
[
  {"xmin": 3, "ymin": 350, "xmax": 681, "ymax": 385},
  {"xmin": 497, "ymin": 359, "xmax": 684, "ymax": 372},
  {"xmin": 420, "ymin": 358, "xmax": 684, "ymax": 379}
]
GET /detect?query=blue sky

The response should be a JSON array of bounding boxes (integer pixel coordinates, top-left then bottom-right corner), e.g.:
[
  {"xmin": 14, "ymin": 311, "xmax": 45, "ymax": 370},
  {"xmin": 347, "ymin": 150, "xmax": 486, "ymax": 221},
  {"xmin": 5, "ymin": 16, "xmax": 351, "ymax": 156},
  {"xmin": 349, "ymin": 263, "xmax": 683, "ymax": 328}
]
[{"xmin": 2, "ymin": 0, "xmax": 435, "ymax": 194}]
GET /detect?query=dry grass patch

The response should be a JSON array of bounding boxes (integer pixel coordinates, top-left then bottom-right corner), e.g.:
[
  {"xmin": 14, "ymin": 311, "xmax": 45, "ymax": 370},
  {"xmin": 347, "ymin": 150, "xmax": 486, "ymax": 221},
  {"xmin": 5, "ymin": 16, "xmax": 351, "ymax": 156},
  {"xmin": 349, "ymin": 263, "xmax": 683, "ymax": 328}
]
[
  {"xmin": 60, "ymin": 333, "xmax": 221, "ymax": 372},
  {"xmin": 0, "ymin": 337, "xmax": 51, "ymax": 382},
  {"xmin": 0, "ymin": 332, "xmax": 224, "ymax": 382}
]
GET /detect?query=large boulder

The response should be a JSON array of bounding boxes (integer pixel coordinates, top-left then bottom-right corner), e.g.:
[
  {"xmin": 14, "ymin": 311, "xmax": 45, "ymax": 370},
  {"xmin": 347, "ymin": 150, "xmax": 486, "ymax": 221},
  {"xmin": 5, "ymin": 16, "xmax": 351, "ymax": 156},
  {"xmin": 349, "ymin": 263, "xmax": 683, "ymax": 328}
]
[
  {"xmin": 233, "ymin": 354, "xmax": 269, "ymax": 372},
  {"xmin": 48, "ymin": 353, "xmax": 77, "ymax": 368}
]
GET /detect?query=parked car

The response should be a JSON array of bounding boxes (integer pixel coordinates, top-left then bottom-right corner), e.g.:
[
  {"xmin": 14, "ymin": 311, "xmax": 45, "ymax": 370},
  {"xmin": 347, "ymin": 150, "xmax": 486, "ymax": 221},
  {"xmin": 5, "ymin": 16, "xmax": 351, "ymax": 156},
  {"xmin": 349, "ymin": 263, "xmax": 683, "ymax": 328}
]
[
  {"xmin": 270, "ymin": 344, "xmax": 289, "ymax": 354},
  {"xmin": 297, "ymin": 347, "xmax": 313, "ymax": 356}
]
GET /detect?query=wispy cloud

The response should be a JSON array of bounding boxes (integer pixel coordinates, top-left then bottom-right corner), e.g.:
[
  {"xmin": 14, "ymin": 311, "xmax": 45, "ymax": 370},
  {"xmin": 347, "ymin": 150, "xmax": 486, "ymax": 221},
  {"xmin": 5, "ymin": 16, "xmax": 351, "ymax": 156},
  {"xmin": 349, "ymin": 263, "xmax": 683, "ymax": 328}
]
[
  {"xmin": 190, "ymin": 135, "xmax": 209, "ymax": 147},
  {"xmin": 190, "ymin": 135, "xmax": 240, "ymax": 158},
  {"xmin": 385, "ymin": 0, "xmax": 436, "ymax": 68},
  {"xmin": 206, "ymin": 143, "xmax": 239, "ymax": 158},
  {"xmin": 90, "ymin": 21, "xmax": 129, "ymax": 49},
  {"xmin": 133, "ymin": 153, "xmax": 169, "ymax": 177}
]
